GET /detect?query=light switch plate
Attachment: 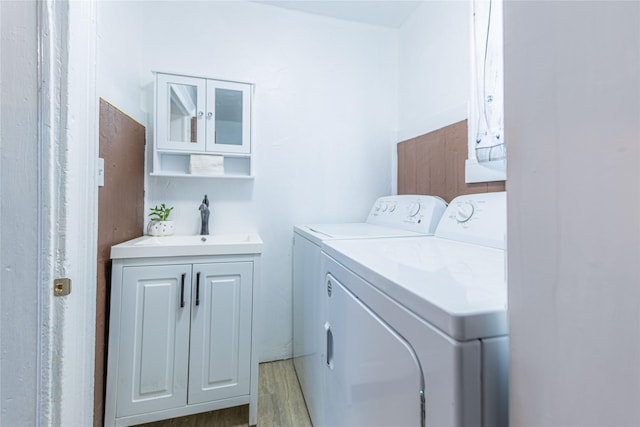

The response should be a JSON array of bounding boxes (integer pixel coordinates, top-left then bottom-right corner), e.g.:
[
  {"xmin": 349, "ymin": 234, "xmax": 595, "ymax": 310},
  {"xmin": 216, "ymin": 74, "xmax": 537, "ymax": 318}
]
[{"xmin": 97, "ymin": 157, "xmax": 105, "ymax": 187}]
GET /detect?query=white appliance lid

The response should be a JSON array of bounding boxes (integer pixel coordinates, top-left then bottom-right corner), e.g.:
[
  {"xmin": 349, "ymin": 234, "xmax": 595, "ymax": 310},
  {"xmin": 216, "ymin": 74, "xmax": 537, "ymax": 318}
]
[
  {"xmin": 294, "ymin": 194, "xmax": 447, "ymax": 245},
  {"xmin": 322, "ymin": 236, "xmax": 507, "ymax": 341},
  {"xmin": 295, "ymin": 222, "xmax": 425, "ymax": 242}
]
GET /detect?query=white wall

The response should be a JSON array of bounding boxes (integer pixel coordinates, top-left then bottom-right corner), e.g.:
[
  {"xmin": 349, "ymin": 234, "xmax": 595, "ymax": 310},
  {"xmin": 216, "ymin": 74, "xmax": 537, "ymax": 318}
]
[
  {"xmin": 395, "ymin": 0, "xmax": 470, "ymax": 190},
  {"xmin": 2, "ymin": 1, "xmax": 98, "ymax": 424},
  {"xmin": 505, "ymin": 1, "xmax": 640, "ymax": 425},
  {"xmin": 97, "ymin": 1, "xmax": 146, "ymax": 125},
  {"xmin": 0, "ymin": 1, "xmax": 39, "ymax": 424},
  {"xmin": 397, "ymin": 0, "xmax": 470, "ymax": 143},
  {"xmin": 98, "ymin": 1, "xmax": 397, "ymax": 361}
]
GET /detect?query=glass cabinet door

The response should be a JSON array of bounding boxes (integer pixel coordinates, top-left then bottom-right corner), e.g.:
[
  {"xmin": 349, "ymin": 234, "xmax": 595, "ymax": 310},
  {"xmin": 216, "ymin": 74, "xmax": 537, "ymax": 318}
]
[
  {"xmin": 205, "ymin": 80, "xmax": 251, "ymax": 154},
  {"xmin": 156, "ymin": 74, "xmax": 206, "ymax": 152}
]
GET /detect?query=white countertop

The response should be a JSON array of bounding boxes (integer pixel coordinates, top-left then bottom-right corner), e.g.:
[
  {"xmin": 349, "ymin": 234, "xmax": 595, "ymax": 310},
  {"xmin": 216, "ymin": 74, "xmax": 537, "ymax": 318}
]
[{"xmin": 111, "ymin": 233, "xmax": 263, "ymax": 259}]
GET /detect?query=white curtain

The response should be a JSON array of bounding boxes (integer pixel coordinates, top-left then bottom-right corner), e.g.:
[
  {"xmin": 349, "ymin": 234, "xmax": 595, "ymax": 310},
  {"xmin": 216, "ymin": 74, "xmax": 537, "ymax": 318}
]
[{"xmin": 473, "ymin": 0, "xmax": 505, "ymax": 163}]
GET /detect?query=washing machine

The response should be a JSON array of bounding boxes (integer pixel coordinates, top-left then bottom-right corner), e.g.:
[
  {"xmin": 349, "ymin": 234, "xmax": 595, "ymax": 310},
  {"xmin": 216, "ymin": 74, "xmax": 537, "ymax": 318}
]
[
  {"xmin": 293, "ymin": 195, "xmax": 447, "ymax": 427},
  {"xmin": 320, "ymin": 192, "xmax": 507, "ymax": 427}
]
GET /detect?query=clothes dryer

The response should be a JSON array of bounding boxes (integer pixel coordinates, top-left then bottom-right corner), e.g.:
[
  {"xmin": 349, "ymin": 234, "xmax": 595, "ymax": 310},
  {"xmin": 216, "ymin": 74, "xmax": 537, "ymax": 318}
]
[
  {"xmin": 292, "ymin": 195, "xmax": 446, "ymax": 427},
  {"xmin": 320, "ymin": 192, "xmax": 507, "ymax": 427}
]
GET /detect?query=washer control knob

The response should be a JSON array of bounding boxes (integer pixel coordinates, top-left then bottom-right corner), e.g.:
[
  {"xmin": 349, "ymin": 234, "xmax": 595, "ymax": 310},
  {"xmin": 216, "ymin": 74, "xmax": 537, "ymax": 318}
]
[
  {"xmin": 455, "ymin": 202, "xmax": 475, "ymax": 223},
  {"xmin": 381, "ymin": 202, "xmax": 388, "ymax": 212},
  {"xmin": 389, "ymin": 203, "xmax": 397, "ymax": 212},
  {"xmin": 374, "ymin": 203, "xmax": 381, "ymax": 212},
  {"xmin": 408, "ymin": 202, "xmax": 421, "ymax": 217}
]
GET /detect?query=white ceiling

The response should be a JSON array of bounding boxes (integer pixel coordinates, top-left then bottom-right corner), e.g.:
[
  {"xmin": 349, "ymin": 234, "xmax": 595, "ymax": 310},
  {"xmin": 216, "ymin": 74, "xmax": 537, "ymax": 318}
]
[{"xmin": 253, "ymin": 1, "xmax": 424, "ymax": 29}]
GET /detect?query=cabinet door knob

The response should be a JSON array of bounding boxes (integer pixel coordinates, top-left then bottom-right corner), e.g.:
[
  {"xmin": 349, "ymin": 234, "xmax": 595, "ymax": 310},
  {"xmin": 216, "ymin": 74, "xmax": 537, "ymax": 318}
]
[
  {"xmin": 198, "ymin": 111, "xmax": 204, "ymax": 118},
  {"xmin": 207, "ymin": 112, "xmax": 213, "ymax": 120}
]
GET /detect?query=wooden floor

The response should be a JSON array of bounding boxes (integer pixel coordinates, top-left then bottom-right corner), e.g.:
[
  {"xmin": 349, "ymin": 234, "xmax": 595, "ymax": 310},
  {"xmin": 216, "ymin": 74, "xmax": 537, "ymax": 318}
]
[{"xmin": 136, "ymin": 359, "xmax": 312, "ymax": 427}]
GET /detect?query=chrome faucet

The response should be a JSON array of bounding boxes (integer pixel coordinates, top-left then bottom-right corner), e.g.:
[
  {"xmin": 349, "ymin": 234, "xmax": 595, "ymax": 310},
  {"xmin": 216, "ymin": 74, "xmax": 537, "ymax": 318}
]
[{"xmin": 199, "ymin": 195, "xmax": 210, "ymax": 235}]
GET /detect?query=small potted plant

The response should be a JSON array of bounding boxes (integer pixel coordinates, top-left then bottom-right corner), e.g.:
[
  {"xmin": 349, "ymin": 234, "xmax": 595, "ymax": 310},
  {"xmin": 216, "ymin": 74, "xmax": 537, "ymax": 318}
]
[{"xmin": 147, "ymin": 203, "xmax": 175, "ymax": 236}]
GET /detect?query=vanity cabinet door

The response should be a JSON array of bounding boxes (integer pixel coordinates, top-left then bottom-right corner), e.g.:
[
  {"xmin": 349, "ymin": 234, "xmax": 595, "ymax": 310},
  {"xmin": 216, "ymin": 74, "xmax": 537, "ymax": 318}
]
[
  {"xmin": 115, "ymin": 264, "xmax": 192, "ymax": 417},
  {"xmin": 188, "ymin": 262, "xmax": 253, "ymax": 404},
  {"xmin": 156, "ymin": 73, "xmax": 206, "ymax": 152},
  {"xmin": 205, "ymin": 80, "xmax": 252, "ymax": 154}
]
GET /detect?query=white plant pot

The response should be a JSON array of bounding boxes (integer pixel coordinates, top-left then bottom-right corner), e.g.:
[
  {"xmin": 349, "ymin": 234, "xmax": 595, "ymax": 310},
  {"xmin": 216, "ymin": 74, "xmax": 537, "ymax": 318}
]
[{"xmin": 147, "ymin": 220, "xmax": 174, "ymax": 237}]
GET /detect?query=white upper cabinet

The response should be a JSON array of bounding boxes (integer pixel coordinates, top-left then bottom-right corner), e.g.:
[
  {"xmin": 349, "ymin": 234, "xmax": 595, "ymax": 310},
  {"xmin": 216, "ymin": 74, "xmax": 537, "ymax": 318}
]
[{"xmin": 153, "ymin": 72, "xmax": 254, "ymax": 178}]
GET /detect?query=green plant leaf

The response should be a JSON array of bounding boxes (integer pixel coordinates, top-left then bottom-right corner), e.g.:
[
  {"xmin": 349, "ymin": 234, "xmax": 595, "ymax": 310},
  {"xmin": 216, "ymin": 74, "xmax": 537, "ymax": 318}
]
[{"xmin": 148, "ymin": 203, "xmax": 173, "ymax": 221}]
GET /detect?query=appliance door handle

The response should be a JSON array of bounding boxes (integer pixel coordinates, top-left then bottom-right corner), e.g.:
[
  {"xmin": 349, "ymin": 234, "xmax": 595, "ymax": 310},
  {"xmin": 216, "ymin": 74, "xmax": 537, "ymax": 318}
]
[
  {"xmin": 195, "ymin": 272, "xmax": 201, "ymax": 306},
  {"xmin": 325, "ymin": 322, "xmax": 333, "ymax": 369},
  {"xmin": 180, "ymin": 273, "xmax": 185, "ymax": 308}
]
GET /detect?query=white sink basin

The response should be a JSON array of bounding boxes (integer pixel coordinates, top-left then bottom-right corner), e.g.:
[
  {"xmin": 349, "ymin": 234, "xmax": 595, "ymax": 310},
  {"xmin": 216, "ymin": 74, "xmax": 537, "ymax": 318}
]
[{"xmin": 111, "ymin": 233, "xmax": 263, "ymax": 259}]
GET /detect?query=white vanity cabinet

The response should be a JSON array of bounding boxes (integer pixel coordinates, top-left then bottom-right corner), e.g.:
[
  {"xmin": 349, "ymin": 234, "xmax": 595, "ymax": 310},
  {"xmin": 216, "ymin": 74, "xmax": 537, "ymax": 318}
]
[
  {"xmin": 104, "ymin": 246, "xmax": 261, "ymax": 427},
  {"xmin": 152, "ymin": 72, "xmax": 253, "ymax": 178}
]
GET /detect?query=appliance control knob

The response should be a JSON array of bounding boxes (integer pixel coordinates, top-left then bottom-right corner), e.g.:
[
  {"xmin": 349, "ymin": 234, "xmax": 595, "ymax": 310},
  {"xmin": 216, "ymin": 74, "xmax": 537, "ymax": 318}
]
[
  {"xmin": 389, "ymin": 203, "xmax": 397, "ymax": 212},
  {"xmin": 374, "ymin": 203, "xmax": 381, "ymax": 212},
  {"xmin": 382, "ymin": 202, "xmax": 388, "ymax": 212},
  {"xmin": 408, "ymin": 202, "xmax": 421, "ymax": 217},
  {"xmin": 455, "ymin": 202, "xmax": 475, "ymax": 223}
]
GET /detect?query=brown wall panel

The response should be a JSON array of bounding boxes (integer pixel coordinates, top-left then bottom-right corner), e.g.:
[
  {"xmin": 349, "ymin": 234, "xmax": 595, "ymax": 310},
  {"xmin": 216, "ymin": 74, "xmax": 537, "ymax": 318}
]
[
  {"xmin": 397, "ymin": 120, "xmax": 505, "ymax": 202},
  {"xmin": 95, "ymin": 99, "xmax": 145, "ymax": 426},
  {"xmin": 487, "ymin": 180, "xmax": 508, "ymax": 193},
  {"xmin": 398, "ymin": 138, "xmax": 417, "ymax": 194}
]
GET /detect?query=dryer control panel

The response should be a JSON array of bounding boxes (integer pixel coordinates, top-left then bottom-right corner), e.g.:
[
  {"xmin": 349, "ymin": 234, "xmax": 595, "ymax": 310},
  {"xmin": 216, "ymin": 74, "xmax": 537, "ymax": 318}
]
[
  {"xmin": 435, "ymin": 192, "xmax": 506, "ymax": 249},
  {"xmin": 366, "ymin": 195, "xmax": 447, "ymax": 234}
]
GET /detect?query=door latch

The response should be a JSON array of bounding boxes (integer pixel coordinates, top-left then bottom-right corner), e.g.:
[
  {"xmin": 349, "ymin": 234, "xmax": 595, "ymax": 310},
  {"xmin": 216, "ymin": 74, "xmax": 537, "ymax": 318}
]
[{"xmin": 54, "ymin": 278, "xmax": 71, "ymax": 296}]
